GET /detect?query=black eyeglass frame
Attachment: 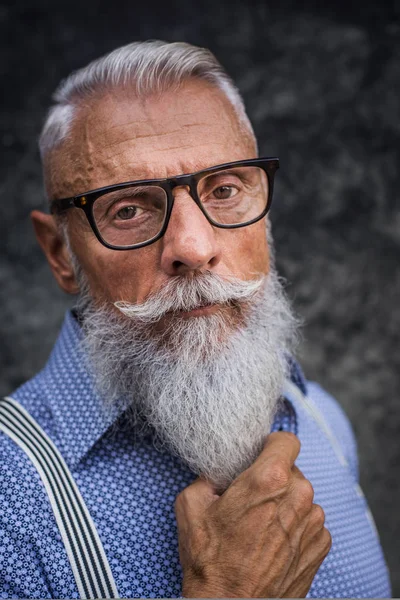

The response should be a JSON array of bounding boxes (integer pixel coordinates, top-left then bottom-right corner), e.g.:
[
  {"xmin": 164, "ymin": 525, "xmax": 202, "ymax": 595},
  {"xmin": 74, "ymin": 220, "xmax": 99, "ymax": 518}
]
[{"xmin": 50, "ymin": 156, "xmax": 279, "ymax": 250}]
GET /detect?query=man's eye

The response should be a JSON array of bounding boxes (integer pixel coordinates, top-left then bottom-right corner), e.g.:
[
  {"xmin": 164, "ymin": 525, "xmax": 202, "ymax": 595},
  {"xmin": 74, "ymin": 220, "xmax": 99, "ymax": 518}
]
[
  {"xmin": 115, "ymin": 205, "xmax": 141, "ymax": 220},
  {"xmin": 212, "ymin": 185, "xmax": 239, "ymax": 200}
]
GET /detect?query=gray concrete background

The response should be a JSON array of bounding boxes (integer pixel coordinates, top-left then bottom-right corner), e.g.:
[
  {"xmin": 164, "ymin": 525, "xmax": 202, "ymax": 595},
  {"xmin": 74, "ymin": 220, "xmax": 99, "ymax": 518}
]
[{"xmin": 1, "ymin": 0, "xmax": 399, "ymax": 593}]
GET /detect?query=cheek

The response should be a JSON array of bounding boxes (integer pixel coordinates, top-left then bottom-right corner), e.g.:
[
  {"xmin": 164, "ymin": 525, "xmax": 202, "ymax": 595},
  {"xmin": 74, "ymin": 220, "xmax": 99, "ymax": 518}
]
[
  {"xmin": 70, "ymin": 225, "xmax": 162, "ymax": 303},
  {"xmin": 219, "ymin": 219, "xmax": 270, "ymax": 278}
]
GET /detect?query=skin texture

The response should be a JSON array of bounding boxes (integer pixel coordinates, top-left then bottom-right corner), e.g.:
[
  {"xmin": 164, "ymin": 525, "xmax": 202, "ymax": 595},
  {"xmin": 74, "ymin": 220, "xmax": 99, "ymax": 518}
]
[
  {"xmin": 175, "ymin": 433, "xmax": 332, "ymax": 598},
  {"xmin": 32, "ymin": 80, "xmax": 269, "ymax": 310},
  {"xmin": 31, "ymin": 79, "xmax": 331, "ymax": 597}
]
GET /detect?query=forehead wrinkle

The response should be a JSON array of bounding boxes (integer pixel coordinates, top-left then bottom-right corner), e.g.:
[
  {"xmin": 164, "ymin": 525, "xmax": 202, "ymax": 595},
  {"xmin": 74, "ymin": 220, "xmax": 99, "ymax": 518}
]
[
  {"xmin": 97, "ymin": 143, "xmax": 230, "ymax": 182},
  {"xmin": 85, "ymin": 150, "xmax": 238, "ymax": 187},
  {"xmin": 102, "ymin": 122, "xmax": 217, "ymax": 149},
  {"xmin": 105, "ymin": 140, "xmax": 227, "ymax": 160},
  {"xmin": 147, "ymin": 141, "xmax": 228, "ymax": 155},
  {"xmin": 101, "ymin": 121, "xmax": 220, "ymax": 151},
  {"xmin": 58, "ymin": 84, "xmax": 250, "ymax": 197},
  {"xmin": 105, "ymin": 105, "xmax": 218, "ymax": 130},
  {"xmin": 101, "ymin": 129, "xmax": 184, "ymax": 149}
]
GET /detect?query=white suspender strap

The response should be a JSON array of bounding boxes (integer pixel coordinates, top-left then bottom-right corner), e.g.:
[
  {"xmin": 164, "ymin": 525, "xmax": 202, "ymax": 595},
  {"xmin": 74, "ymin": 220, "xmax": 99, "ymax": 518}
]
[
  {"xmin": 283, "ymin": 378, "xmax": 349, "ymax": 468},
  {"xmin": 0, "ymin": 397, "xmax": 120, "ymax": 599},
  {"xmin": 283, "ymin": 378, "xmax": 380, "ymax": 538}
]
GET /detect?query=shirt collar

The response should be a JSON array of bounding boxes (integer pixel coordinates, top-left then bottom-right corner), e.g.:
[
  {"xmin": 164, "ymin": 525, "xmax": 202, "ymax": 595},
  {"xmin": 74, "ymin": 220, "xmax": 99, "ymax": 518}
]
[
  {"xmin": 38, "ymin": 311, "xmax": 123, "ymax": 470},
  {"xmin": 37, "ymin": 310, "xmax": 307, "ymax": 470},
  {"xmin": 286, "ymin": 354, "xmax": 308, "ymax": 397}
]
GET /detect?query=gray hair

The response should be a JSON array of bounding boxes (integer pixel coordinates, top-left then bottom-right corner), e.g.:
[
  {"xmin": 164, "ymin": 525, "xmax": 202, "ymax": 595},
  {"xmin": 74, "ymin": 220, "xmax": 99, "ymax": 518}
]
[{"xmin": 39, "ymin": 40, "xmax": 256, "ymax": 163}]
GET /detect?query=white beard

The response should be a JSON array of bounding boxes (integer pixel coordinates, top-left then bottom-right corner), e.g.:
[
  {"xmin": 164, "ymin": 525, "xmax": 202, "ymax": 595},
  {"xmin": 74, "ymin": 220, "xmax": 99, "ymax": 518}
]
[{"xmin": 76, "ymin": 268, "xmax": 299, "ymax": 491}]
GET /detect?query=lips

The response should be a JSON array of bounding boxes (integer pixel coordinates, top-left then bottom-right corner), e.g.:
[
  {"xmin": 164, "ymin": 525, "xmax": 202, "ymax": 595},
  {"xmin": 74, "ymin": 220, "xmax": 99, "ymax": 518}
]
[{"xmin": 164, "ymin": 302, "xmax": 219, "ymax": 318}]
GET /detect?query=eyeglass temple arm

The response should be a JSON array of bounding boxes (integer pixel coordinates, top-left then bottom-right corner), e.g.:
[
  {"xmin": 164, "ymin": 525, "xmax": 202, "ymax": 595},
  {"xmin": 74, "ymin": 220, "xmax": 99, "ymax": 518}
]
[{"xmin": 50, "ymin": 197, "xmax": 79, "ymax": 215}]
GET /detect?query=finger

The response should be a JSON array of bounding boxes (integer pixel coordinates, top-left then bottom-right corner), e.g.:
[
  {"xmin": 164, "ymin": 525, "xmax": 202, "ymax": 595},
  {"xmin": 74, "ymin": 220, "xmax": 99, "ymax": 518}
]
[
  {"xmin": 175, "ymin": 477, "xmax": 219, "ymax": 521},
  {"xmin": 279, "ymin": 500, "xmax": 325, "ymax": 570},
  {"xmin": 264, "ymin": 431, "xmax": 300, "ymax": 464},
  {"xmin": 276, "ymin": 471, "xmax": 315, "ymax": 535},
  {"xmin": 291, "ymin": 465, "xmax": 307, "ymax": 479},
  {"xmin": 281, "ymin": 525, "xmax": 332, "ymax": 598},
  {"xmin": 288, "ymin": 526, "xmax": 332, "ymax": 593},
  {"xmin": 300, "ymin": 504, "xmax": 328, "ymax": 551},
  {"xmin": 228, "ymin": 433, "xmax": 301, "ymax": 502},
  {"xmin": 250, "ymin": 431, "xmax": 301, "ymax": 476},
  {"xmin": 264, "ymin": 431, "xmax": 301, "ymax": 460}
]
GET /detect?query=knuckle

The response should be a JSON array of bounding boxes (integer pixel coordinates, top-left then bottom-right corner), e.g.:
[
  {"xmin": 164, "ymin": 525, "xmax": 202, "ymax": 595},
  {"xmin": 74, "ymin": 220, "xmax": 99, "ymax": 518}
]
[
  {"xmin": 284, "ymin": 431, "xmax": 301, "ymax": 453},
  {"xmin": 310, "ymin": 503, "xmax": 326, "ymax": 527},
  {"xmin": 174, "ymin": 490, "xmax": 185, "ymax": 510},
  {"xmin": 248, "ymin": 460, "xmax": 291, "ymax": 494},
  {"xmin": 270, "ymin": 430, "xmax": 299, "ymax": 445},
  {"xmin": 295, "ymin": 478, "xmax": 314, "ymax": 506},
  {"xmin": 268, "ymin": 431, "xmax": 301, "ymax": 457},
  {"xmin": 265, "ymin": 460, "xmax": 291, "ymax": 490},
  {"xmin": 322, "ymin": 527, "xmax": 333, "ymax": 553},
  {"xmin": 175, "ymin": 487, "xmax": 191, "ymax": 510}
]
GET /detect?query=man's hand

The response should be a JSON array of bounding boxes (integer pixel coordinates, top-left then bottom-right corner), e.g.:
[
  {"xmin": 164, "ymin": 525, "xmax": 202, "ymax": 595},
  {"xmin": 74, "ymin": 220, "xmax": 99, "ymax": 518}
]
[{"xmin": 175, "ymin": 432, "xmax": 332, "ymax": 598}]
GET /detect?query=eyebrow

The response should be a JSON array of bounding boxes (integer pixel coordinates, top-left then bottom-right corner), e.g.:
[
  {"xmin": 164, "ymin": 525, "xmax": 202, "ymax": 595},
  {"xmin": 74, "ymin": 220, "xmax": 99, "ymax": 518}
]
[{"xmin": 98, "ymin": 185, "xmax": 157, "ymax": 202}]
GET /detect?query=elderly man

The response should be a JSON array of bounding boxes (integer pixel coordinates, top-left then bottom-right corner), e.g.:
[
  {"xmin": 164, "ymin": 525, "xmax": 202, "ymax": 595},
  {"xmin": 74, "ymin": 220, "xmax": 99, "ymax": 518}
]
[{"xmin": 0, "ymin": 41, "xmax": 390, "ymax": 598}]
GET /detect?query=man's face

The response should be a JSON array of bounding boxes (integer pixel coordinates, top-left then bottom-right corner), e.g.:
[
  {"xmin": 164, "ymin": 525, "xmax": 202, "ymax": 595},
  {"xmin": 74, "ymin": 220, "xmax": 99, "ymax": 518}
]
[
  {"xmin": 34, "ymin": 78, "xmax": 297, "ymax": 488},
  {"xmin": 56, "ymin": 79, "xmax": 270, "ymax": 314}
]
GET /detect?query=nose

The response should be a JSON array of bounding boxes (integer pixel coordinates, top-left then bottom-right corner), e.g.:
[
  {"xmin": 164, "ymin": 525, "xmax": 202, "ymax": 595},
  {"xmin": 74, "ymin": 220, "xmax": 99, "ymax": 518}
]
[{"xmin": 160, "ymin": 186, "xmax": 222, "ymax": 276}]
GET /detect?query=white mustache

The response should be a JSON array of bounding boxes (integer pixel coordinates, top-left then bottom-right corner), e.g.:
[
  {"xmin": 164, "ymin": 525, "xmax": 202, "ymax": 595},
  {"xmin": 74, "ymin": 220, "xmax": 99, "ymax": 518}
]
[{"xmin": 114, "ymin": 271, "xmax": 265, "ymax": 323}]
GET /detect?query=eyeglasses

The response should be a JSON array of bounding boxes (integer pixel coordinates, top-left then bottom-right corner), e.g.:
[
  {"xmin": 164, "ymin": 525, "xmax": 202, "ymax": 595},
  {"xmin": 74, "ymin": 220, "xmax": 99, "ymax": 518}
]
[{"xmin": 50, "ymin": 157, "xmax": 279, "ymax": 250}]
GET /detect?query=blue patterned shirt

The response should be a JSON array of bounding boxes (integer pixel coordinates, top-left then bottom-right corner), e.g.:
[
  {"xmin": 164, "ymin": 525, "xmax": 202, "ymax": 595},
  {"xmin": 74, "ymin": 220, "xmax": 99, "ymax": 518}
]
[{"xmin": 0, "ymin": 311, "xmax": 391, "ymax": 598}]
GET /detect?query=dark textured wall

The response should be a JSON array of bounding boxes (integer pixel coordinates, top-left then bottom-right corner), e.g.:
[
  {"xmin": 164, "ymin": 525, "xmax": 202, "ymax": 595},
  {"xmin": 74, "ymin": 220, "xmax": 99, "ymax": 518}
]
[{"xmin": 1, "ymin": 0, "xmax": 399, "ymax": 593}]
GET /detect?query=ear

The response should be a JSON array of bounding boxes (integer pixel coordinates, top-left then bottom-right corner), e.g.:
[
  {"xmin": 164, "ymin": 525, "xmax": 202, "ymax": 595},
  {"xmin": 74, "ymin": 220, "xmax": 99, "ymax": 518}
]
[{"xmin": 31, "ymin": 210, "xmax": 80, "ymax": 295}]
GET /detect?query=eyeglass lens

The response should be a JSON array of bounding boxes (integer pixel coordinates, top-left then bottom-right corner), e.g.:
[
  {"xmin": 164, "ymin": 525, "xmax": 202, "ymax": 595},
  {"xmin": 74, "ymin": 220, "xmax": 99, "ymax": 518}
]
[{"xmin": 92, "ymin": 166, "xmax": 269, "ymax": 248}]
